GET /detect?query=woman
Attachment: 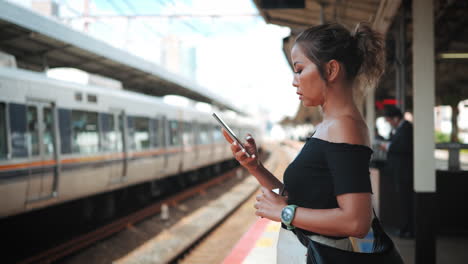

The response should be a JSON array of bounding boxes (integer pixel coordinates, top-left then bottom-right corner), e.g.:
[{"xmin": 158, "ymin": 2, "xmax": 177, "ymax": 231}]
[{"xmin": 223, "ymin": 22, "xmax": 385, "ymax": 263}]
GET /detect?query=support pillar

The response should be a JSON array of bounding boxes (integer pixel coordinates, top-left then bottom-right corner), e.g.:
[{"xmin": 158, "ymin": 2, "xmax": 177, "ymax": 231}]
[
  {"xmin": 395, "ymin": 7, "xmax": 407, "ymax": 112},
  {"xmin": 413, "ymin": 0, "xmax": 437, "ymax": 263}
]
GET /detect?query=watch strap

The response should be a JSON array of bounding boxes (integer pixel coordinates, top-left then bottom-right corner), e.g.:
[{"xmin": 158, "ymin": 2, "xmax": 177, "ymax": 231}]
[{"xmin": 281, "ymin": 205, "xmax": 298, "ymax": 230}]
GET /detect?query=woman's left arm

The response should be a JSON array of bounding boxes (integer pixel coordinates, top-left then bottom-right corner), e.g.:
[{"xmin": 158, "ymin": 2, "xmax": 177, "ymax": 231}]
[{"xmin": 255, "ymin": 188, "xmax": 372, "ymax": 238}]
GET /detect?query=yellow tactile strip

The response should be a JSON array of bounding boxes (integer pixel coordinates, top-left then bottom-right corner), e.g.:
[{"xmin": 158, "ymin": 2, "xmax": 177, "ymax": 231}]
[{"xmin": 181, "ymin": 142, "xmax": 299, "ymax": 264}]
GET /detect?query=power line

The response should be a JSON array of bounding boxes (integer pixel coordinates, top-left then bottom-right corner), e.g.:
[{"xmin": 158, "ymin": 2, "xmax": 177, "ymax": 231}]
[
  {"xmin": 57, "ymin": 1, "xmax": 259, "ymax": 38},
  {"xmin": 105, "ymin": 0, "xmax": 163, "ymax": 39},
  {"xmin": 122, "ymin": 0, "xmax": 164, "ymax": 38},
  {"xmin": 153, "ymin": 0, "xmax": 207, "ymax": 36},
  {"xmin": 121, "ymin": 0, "xmax": 138, "ymax": 14},
  {"xmin": 56, "ymin": 0, "xmax": 80, "ymax": 16},
  {"xmin": 106, "ymin": 0, "xmax": 126, "ymax": 15},
  {"xmin": 60, "ymin": 13, "xmax": 260, "ymax": 19},
  {"xmin": 57, "ymin": 0, "xmax": 113, "ymax": 31}
]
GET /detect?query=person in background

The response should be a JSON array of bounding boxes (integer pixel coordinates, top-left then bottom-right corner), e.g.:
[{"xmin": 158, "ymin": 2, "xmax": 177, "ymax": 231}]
[
  {"xmin": 375, "ymin": 127, "xmax": 385, "ymax": 141},
  {"xmin": 223, "ymin": 22, "xmax": 385, "ymax": 263},
  {"xmin": 381, "ymin": 105, "xmax": 414, "ymax": 238}
]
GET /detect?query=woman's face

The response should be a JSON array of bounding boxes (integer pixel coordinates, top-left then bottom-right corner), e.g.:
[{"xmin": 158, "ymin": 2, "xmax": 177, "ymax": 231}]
[{"xmin": 291, "ymin": 44, "xmax": 327, "ymax": 107}]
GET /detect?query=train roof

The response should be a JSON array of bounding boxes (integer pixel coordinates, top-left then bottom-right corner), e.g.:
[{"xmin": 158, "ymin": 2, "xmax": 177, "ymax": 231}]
[{"xmin": 0, "ymin": 67, "xmax": 240, "ymax": 121}]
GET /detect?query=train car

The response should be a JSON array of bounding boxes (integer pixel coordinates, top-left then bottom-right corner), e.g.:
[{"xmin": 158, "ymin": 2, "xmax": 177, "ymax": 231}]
[{"xmin": 0, "ymin": 66, "xmax": 262, "ymax": 218}]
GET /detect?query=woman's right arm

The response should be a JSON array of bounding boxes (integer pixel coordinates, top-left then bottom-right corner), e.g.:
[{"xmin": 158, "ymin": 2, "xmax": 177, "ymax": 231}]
[
  {"xmin": 223, "ymin": 129, "xmax": 284, "ymax": 191},
  {"xmin": 245, "ymin": 160, "xmax": 284, "ymax": 191}
]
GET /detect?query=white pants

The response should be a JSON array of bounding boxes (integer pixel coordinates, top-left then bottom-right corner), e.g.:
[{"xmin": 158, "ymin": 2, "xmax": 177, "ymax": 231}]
[{"xmin": 276, "ymin": 228, "xmax": 353, "ymax": 264}]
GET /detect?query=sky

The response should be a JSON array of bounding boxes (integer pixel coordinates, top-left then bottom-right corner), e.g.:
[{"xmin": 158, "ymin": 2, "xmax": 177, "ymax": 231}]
[{"xmin": 9, "ymin": 0, "xmax": 301, "ymax": 122}]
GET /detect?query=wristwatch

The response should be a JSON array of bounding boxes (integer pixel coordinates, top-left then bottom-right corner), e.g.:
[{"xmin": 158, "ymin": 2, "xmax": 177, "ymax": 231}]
[{"xmin": 281, "ymin": 205, "xmax": 298, "ymax": 230}]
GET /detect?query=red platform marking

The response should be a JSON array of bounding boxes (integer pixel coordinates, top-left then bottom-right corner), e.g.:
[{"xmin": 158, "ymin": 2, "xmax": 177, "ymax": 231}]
[{"xmin": 222, "ymin": 218, "xmax": 271, "ymax": 264}]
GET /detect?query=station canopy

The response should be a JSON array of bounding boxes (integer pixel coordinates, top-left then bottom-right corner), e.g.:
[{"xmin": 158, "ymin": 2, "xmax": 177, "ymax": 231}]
[
  {"xmin": 253, "ymin": 0, "xmax": 400, "ymax": 69},
  {"xmin": 253, "ymin": 0, "xmax": 400, "ymax": 124},
  {"xmin": 254, "ymin": 0, "xmax": 468, "ymax": 124},
  {"xmin": 0, "ymin": 1, "xmax": 242, "ymax": 113}
]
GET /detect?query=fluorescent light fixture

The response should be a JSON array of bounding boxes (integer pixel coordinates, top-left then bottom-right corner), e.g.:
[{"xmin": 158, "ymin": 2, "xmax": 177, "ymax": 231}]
[{"xmin": 438, "ymin": 53, "xmax": 468, "ymax": 59}]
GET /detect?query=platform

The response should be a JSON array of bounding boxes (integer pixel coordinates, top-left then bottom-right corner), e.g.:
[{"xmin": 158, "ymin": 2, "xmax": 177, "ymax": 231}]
[
  {"xmin": 220, "ymin": 142, "xmax": 468, "ymax": 264},
  {"xmin": 221, "ymin": 217, "xmax": 468, "ymax": 264}
]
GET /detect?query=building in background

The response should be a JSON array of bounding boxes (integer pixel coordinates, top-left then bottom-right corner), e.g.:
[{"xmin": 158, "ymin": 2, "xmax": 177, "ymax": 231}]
[
  {"xmin": 31, "ymin": 0, "xmax": 58, "ymax": 17},
  {"xmin": 160, "ymin": 35, "xmax": 197, "ymax": 80}
]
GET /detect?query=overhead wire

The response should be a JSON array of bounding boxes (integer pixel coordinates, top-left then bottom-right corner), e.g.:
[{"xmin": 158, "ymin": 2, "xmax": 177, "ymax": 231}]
[
  {"xmin": 106, "ymin": 0, "xmax": 126, "ymax": 15},
  {"xmin": 121, "ymin": 0, "xmax": 164, "ymax": 37},
  {"xmin": 158, "ymin": 0, "xmax": 207, "ymax": 36},
  {"xmin": 57, "ymin": 0, "xmax": 113, "ymax": 31},
  {"xmin": 56, "ymin": 0, "xmax": 255, "ymax": 39}
]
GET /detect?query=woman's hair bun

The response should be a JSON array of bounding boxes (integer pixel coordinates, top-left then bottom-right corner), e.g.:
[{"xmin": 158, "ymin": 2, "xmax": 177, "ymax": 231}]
[{"xmin": 352, "ymin": 22, "xmax": 385, "ymax": 90}]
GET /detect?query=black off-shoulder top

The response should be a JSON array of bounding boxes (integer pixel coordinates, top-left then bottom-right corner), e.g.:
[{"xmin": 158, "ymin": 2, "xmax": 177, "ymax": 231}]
[{"xmin": 283, "ymin": 137, "xmax": 373, "ymax": 238}]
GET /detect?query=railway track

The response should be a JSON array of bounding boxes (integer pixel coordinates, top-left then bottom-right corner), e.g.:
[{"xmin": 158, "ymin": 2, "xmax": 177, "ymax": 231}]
[{"xmin": 18, "ymin": 166, "xmax": 247, "ymax": 264}]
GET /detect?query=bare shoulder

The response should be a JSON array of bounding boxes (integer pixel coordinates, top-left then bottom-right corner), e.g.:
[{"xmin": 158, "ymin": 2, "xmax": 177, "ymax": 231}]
[{"xmin": 327, "ymin": 116, "xmax": 370, "ymax": 147}]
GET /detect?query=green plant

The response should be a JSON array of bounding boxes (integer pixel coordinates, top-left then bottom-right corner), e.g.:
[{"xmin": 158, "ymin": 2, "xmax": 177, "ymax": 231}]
[{"xmin": 435, "ymin": 131, "xmax": 450, "ymax": 143}]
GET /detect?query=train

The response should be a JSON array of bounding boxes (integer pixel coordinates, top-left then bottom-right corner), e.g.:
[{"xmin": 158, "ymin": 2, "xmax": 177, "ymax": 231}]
[{"xmin": 0, "ymin": 66, "xmax": 262, "ymax": 219}]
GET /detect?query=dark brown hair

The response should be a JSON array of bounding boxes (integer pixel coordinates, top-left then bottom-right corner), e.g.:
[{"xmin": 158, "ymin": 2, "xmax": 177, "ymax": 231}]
[
  {"xmin": 383, "ymin": 105, "xmax": 403, "ymax": 119},
  {"xmin": 294, "ymin": 23, "xmax": 385, "ymax": 91}
]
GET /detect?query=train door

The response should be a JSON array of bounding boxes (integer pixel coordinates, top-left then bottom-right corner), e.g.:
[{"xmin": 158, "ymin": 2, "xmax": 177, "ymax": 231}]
[
  {"xmin": 193, "ymin": 121, "xmax": 200, "ymax": 162},
  {"xmin": 160, "ymin": 116, "xmax": 169, "ymax": 172},
  {"xmin": 150, "ymin": 115, "xmax": 166, "ymax": 174},
  {"xmin": 166, "ymin": 118, "xmax": 183, "ymax": 174},
  {"xmin": 109, "ymin": 109, "xmax": 127, "ymax": 184},
  {"xmin": 25, "ymin": 100, "xmax": 59, "ymax": 202},
  {"xmin": 182, "ymin": 121, "xmax": 197, "ymax": 171}
]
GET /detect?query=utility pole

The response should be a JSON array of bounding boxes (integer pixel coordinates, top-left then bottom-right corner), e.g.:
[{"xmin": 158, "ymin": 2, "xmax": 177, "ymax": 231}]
[{"xmin": 83, "ymin": 0, "xmax": 90, "ymax": 32}]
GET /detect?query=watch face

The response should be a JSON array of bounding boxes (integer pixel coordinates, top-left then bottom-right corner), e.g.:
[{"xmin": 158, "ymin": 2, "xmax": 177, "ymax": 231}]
[{"xmin": 282, "ymin": 207, "xmax": 293, "ymax": 222}]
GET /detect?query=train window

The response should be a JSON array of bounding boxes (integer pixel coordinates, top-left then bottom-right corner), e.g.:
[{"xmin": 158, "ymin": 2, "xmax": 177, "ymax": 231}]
[
  {"xmin": 87, "ymin": 94, "xmax": 97, "ymax": 103},
  {"xmin": 117, "ymin": 114, "xmax": 124, "ymax": 151},
  {"xmin": 127, "ymin": 116, "xmax": 135, "ymax": 150},
  {"xmin": 133, "ymin": 117, "xmax": 150, "ymax": 150},
  {"xmin": 182, "ymin": 122, "xmax": 194, "ymax": 145},
  {"xmin": 43, "ymin": 107, "xmax": 54, "ymax": 155},
  {"xmin": 75, "ymin": 93, "xmax": 83, "ymax": 102},
  {"xmin": 169, "ymin": 120, "xmax": 180, "ymax": 146},
  {"xmin": 9, "ymin": 103, "xmax": 28, "ymax": 157},
  {"xmin": 71, "ymin": 110, "xmax": 99, "ymax": 154},
  {"xmin": 27, "ymin": 105, "xmax": 40, "ymax": 156},
  {"xmin": 192, "ymin": 123, "xmax": 200, "ymax": 145},
  {"xmin": 100, "ymin": 113, "xmax": 117, "ymax": 152},
  {"xmin": 150, "ymin": 119, "xmax": 160, "ymax": 148},
  {"xmin": 0, "ymin": 103, "xmax": 7, "ymax": 159},
  {"xmin": 58, "ymin": 109, "xmax": 72, "ymax": 154},
  {"xmin": 127, "ymin": 116, "xmax": 151, "ymax": 150},
  {"xmin": 213, "ymin": 124, "xmax": 223, "ymax": 143},
  {"xmin": 198, "ymin": 124, "xmax": 211, "ymax": 145}
]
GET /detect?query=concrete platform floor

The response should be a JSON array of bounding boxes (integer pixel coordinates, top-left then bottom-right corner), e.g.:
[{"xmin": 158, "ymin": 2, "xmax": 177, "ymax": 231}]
[{"xmin": 391, "ymin": 234, "xmax": 468, "ymax": 264}]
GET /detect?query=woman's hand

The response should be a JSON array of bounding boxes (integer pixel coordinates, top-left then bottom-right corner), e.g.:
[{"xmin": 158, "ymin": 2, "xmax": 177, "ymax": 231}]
[
  {"xmin": 222, "ymin": 129, "xmax": 261, "ymax": 172},
  {"xmin": 254, "ymin": 187, "xmax": 288, "ymax": 222}
]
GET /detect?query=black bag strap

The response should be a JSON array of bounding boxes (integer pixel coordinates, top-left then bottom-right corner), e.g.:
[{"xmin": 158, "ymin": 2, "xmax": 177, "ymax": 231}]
[
  {"xmin": 293, "ymin": 208, "xmax": 392, "ymax": 253},
  {"xmin": 292, "ymin": 226, "xmax": 312, "ymax": 248}
]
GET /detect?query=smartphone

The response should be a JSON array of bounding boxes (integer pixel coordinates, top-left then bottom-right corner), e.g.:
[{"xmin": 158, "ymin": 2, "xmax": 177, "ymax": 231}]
[{"xmin": 212, "ymin": 112, "xmax": 250, "ymax": 157}]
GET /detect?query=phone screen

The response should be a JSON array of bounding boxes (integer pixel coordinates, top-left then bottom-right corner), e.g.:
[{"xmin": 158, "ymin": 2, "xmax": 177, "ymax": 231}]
[{"xmin": 212, "ymin": 112, "xmax": 250, "ymax": 157}]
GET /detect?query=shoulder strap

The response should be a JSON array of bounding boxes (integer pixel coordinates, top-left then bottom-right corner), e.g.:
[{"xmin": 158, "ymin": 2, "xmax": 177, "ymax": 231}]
[
  {"xmin": 291, "ymin": 228, "xmax": 311, "ymax": 248},
  {"xmin": 292, "ymin": 208, "xmax": 392, "ymax": 252}
]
